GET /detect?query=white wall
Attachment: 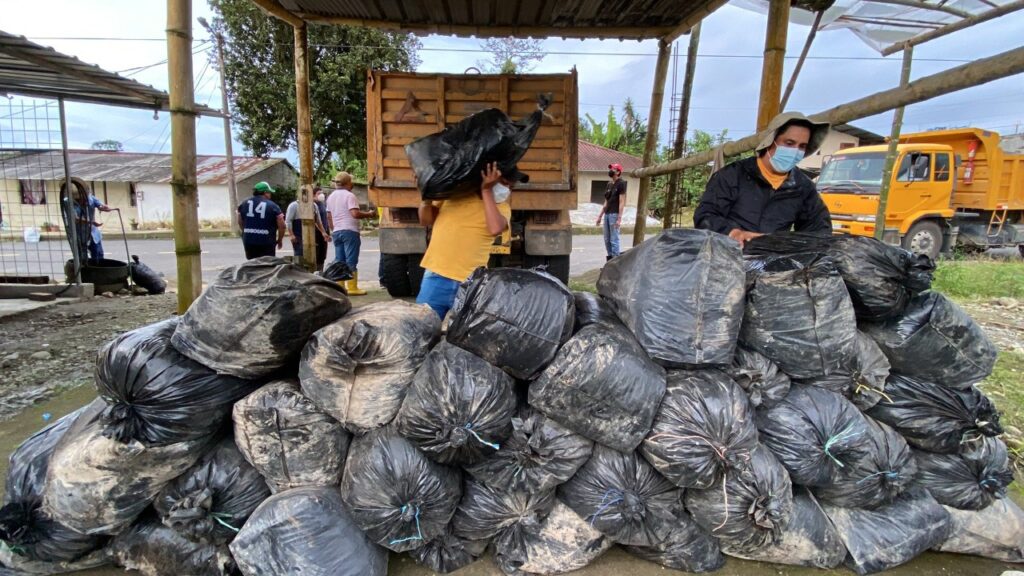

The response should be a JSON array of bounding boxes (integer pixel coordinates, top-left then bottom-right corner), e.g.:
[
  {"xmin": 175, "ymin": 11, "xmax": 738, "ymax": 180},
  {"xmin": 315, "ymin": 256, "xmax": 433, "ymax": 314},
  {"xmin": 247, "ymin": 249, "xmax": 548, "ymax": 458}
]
[
  {"xmin": 801, "ymin": 130, "xmax": 861, "ymax": 170},
  {"xmin": 136, "ymin": 183, "xmax": 232, "ymax": 224},
  {"xmin": 577, "ymin": 171, "xmax": 640, "ymax": 208}
]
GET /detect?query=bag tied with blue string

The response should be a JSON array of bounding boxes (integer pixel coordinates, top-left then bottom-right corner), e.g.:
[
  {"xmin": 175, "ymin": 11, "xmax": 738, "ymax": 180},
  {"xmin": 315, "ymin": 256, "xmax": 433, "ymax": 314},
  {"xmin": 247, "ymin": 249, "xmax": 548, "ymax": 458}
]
[{"xmin": 914, "ymin": 436, "xmax": 1014, "ymax": 511}]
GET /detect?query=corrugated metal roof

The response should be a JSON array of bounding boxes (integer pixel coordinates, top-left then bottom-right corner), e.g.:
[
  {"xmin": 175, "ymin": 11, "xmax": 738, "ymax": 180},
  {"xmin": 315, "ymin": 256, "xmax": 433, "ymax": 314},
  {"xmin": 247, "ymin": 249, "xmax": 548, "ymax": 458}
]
[
  {"xmin": 579, "ymin": 140, "xmax": 644, "ymax": 172},
  {"xmin": 0, "ymin": 150, "xmax": 295, "ymax": 184}
]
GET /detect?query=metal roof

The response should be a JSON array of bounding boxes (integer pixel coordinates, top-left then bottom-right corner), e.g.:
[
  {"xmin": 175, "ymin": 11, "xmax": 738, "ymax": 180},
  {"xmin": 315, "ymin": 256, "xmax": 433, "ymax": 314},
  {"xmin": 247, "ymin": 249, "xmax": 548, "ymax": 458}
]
[
  {"xmin": 579, "ymin": 141, "xmax": 644, "ymax": 172},
  {"xmin": 832, "ymin": 123, "xmax": 885, "ymax": 145},
  {"xmin": 0, "ymin": 30, "xmax": 222, "ymax": 116},
  {"xmin": 0, "ymin": 150, "xmax": 294, "ymax": 185}
]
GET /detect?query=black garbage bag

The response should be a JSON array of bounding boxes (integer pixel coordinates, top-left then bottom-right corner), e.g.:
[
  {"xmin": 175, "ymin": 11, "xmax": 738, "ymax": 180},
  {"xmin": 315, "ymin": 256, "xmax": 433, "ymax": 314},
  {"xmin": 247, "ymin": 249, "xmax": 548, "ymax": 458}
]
[
  {"xmin": 452, "ymin": 478, "xmax": 556, "ymax": 560},
  {"xmin": 862, "ymin": 291, "xmax": 996, "ymax": 388},
  {"xmin": 915, "ymin": 436, "xmax": 1013, "ymax": 511},
  {"xmin": 0, "ymin": 546, "xmax": 108, "ymax": 575},
  {"xmin": 935, "ymin": 498, "xmax": 1024, "ymax": 562},
  {"xmin": 597, "ymin": 229, "xmax": 746, "ymax": 367},
  {"xmin": 322, "ymin": 260, "xmax": 353, "ymax": 282},
  {"xmin": 823, "ymin": 488, "xmax": 952, "ymax": 575},
  {"xmin": 623, "ymin": 508, "xmax": 724, "ymax": 573},
  {"xmin": 530, "ymin": 322, "xmax": 665, "ymax": 452},
  {"xmin": 800, "ymin": 332, "xmax": 891, "ymax": 411},
  {"xmin": 232, "ymin": 380, "xmax": 350, "ymax": 493},
  {"xmin": 110, "ymin": 514, "xmax": 235, "ymax": 576},
  {"xmin": 722, "ymin": 489, "xmax": 846, "ymax": 569},
  {"xmin": 491, "ymin": 500, "xmax": 611, "ymax": 576},
  {"xmin": 866, "ymin": 375, "xmax": 1002, "ymax": 453},
  {"xmin": 684, "ymin": 445, "xmax": 794, "ymax": 554},
  {"xmin": 0, "ymin": 407, "xmax": 105, "ymax": 563},
  {"xmin": 396, "ymin": 342, "xmax": 516, "ymax": 466},
  {"xmin": 96, "ymin": 319, "xmax": 255, "ymax": 446},
  {"xmin": 230, "ymin": 487, "xmax": 388, "ymax": 576},
  {"xmin": 171, "ymin": 257, "xmax": 351, "ymax": 379},
  {"xmin": 129, "ymin": 255, "xmax": 166, "ymax": 295},
  {"xmin": 42, "ymin": 399, "xmax": 211, "ymax": 536},
  {"xmin": 640, "ymin": 369, "xmax": 759, "ymax": 490},
  {"xmin": 447, "ymin": 267, "xmax": 574, "ymax": 380},
  {"xmin": 572, "ymin": 291, "xmax": 619, "ymax": 333},
  {"xmin": 299, "ymin": 301, "xmax": 440, "ymax": 434},
  {"xmin": 723, "ymin": 346, "xmax": 791, "ymax": 409},
  {"xmin": 154, "ymin": 438, "xmax": 271, "ymax": 545},
  {"xmin": 812, "ymin": 418, "xmax": 916, "ymax": 510},
  {"xmin": 408, "ymin": 527, "xmax": 487, "ymax": 574},
  {"xmin": 558, "ymin": 445, "xmax": 682, "ymax": 547},
  {"xmin": 340, "ymin": 427, "xmax": 462, "ymax": 553},
  {"xmin": 741, "ymin": 253, "xmax": 857, "ymax": 379},
  {"xmin": 405, "ymin": 96, "xmax": 550, "ymax": 200},
  {"xmin": 756, "ymin": 385, "xmax": 874, "ymax": 487}
]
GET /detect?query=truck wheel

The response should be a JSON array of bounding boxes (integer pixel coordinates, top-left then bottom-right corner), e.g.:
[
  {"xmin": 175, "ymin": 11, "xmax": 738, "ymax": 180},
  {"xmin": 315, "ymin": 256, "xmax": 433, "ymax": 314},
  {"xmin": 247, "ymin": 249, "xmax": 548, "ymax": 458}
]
[
  {"xmin": 525, "ymin": 255, "xmax": 571, "ymax": 285},
  {"xmin": 902, "ymin": 220, "xmax": 943, "ymax": 260},
  {"xmin": 381, "ymin": 254, "xmax": 414, "ymax": 298},
  {"xmin": 407, "ymin": 254, "xmax": 424, "ymax": 297}
]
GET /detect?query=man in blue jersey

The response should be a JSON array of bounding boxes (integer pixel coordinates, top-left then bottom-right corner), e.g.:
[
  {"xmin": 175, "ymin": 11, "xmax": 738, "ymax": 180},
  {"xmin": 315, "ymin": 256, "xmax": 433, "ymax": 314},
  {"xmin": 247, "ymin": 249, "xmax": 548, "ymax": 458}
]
[{"xmin": 237, "ymin": 181, "xmax": 285, "ymax": 259}]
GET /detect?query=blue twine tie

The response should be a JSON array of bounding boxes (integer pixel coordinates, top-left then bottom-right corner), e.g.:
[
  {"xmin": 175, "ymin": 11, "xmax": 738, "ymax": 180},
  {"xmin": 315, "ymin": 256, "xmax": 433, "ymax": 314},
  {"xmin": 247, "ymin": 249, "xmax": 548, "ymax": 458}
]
[
  {"xmin": 464, "ymin": 423, "xmax": 501, "ymax": 451},
  {"xmin": 389, "ymin": 504, "xmax": 423, "ymax": 545},
  {"xmin": 856, "ymin": 470, "xmax": 899, "ymax": 484},
  {"xmin": 588, "ymin": 488, "xmax": 624, "ymax": 526},
  {"xmin": 823, "ymin": 426, "xmax": 861, "ymax": 468}
]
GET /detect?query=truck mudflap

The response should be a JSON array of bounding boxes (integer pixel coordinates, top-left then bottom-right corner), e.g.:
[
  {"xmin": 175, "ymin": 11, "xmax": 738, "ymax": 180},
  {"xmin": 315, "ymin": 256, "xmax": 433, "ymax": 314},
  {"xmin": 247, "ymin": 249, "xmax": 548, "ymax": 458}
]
[
  {"xmin": 524, "ymin": 211, "xmax": 572, "ymax": 257},
  {"xmin": 379, "ymin": 226, "xmax": 427, "ymax": 255}
]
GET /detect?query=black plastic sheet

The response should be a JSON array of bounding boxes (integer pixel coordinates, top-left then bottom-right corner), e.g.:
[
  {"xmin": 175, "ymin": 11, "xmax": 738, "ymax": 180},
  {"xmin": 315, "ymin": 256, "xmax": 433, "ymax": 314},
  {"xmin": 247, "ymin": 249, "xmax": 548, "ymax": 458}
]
[
  {"xmin": 172, "ymin": 257, "xmax": 351, "ymax": 378},
  {"xmin": 322, "ymin": 261, "xmax": 353, "ymax": 282},
  {"xmin": 491, "ymin": 500, "xmax": 611, "ymax": 576},
  {"xmin": 299, "ymin": 301, "xmax": 440, "ymax": 434},
  {"xmin": 640, "ymin": 369, "xmax": 758, "ymax": 490},
  {"xmin": 862, "ymin": 291, "xmax": 996, "ymax": 388},
  {"xmin": 407, "ymin": 528, "xmax": 487, "ymax": 574},
  {"xmin": 935, "ymin": 498, "xmax": 1024, "ymax": 562},
  {"xmin": 723, "ymin": 346, "xmax": 791, "ymax": 409},
  {"xmin": 230, "ymin": 487, "xmax": 388, "ymax": 576},
  {"xmin": 340, "ymin": 427, "xmax": 462, "ymax": 553},
  {"xmin": 623, "ymin": 508, "xmax": 724, "ymax": 573},
  {"xmin": 812, "ymin": 418, "xmax": 916, "ymax": 510},
  {"xmin": 597, "ymin": 229, "xmax": 746, "ymax": 367},
  {"xmin": 129, "ymin": 255, "xmax": 167, "ymax": 295},
  {"xmin": 447, "ymin": 267, "xmax": 574, "ymax": 380},
  {"xmin": 915, "ymin": 436, "xmax": 1013, "ymax": 511},
  {"xmin": 571, "ymin": 291, "xmax": 619, "ymax": 333},
  {"xmin": 529, "ymin": 322, "xmax": 666, "ymax": 452},
  {"xmin": 452, "ymin": 478, "xmax": 556, "ymax": 563},
  {"xmin": 110, "ymin": 514, "xmax": 235, "ymax": 576},
  {"xmin": 396, "ymin": 342, "xmax": 516, "ymax": 466}
]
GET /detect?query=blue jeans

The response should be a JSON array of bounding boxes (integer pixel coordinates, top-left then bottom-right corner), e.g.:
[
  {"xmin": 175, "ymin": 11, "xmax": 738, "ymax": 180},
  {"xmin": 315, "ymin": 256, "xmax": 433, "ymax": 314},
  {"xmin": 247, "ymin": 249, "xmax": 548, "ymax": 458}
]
[
  {"xmin": 602, "ymin": 213, "xmax": 620, "ymax": 258},
  {"xmin": 416, "ymin": 271, "xmax": 461, "ymax": 319},
  {"xmin": 332, "ymin": 230, "xmax": 361, "ymax": 272}
]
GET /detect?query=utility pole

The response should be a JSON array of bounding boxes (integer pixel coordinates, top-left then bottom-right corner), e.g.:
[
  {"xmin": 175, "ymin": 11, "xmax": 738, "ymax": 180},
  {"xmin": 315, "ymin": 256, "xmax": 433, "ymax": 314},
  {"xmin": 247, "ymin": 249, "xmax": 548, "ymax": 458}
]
[{"xmin": 198, "ymin": 17, "xmax": 240, "ymax": 234}]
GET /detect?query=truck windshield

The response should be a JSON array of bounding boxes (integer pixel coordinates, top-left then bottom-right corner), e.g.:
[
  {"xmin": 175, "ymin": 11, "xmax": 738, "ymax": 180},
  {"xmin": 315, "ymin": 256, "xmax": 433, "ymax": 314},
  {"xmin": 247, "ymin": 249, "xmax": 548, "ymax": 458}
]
[{"xmin": 818, "ymin": 152, "xmax": 887, "ymax": 194}]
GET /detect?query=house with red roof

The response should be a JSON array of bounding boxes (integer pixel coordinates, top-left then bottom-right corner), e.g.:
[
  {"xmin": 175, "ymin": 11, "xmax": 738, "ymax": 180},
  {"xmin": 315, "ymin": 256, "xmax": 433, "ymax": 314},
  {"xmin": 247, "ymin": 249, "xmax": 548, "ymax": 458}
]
[{"xmin": 577, "ymin": 141, "xmax": 643, "ymax": 208}]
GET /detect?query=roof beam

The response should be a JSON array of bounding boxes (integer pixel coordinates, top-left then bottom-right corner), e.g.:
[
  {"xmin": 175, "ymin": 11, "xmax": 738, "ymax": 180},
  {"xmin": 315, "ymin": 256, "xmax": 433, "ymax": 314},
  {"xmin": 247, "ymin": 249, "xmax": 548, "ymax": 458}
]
[
  {"xmin": 250, "ymin": 0, "xmax": 304, "ymax": 27},
  {"xmin": 864, "ymin": 0, "xmax": 971, "ymax": 18},
  {"xmin": 880, "ymin": 0, "xmax": 1024, "ymax": 55},
  {"xmin": 662, "ymin": 0, "xmax": 730, "ymax": 43}
]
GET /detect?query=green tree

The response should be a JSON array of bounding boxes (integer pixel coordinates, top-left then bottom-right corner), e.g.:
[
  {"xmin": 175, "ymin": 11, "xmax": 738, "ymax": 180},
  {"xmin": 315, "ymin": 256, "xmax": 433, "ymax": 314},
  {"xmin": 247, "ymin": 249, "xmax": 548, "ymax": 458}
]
[
  {"xmin": 477, "ymin": 37, "xmax": 545, "ymax": 73},
  {"xmin": 578, "ymin": 99, "xmax": 646, "ymax": 156},
  {"xmin": 209, "ymin": 0, "xmax": 421, "ymax": 178},
  {"xmin": 90, "ymin": 139, "xmax": 123, "ymax": 151},
  {"xmin": 648, "ymin": 129, "xmax": 750, "ymax": 220}
]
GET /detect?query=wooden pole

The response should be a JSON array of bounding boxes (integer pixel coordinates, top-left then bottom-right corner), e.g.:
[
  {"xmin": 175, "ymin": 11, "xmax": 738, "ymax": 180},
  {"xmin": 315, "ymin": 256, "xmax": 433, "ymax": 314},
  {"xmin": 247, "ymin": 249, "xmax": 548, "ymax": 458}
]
[
  {"xmin": 880, "ymin": 0, "xmax": 1024, "ymax": 56},
  {"xmin": 757, "ymin": 0, "xmax": 790, "ymax": 130},
  {"xmin": 664, "ymin": 23, "xmax": 702, "ymax": 227},
  {"xmin": 631, "ymin": 44, "xmax": 1024, "ymax": 178},
  {"xmin": 57, "ymin": 97, "xmax": 81, "ymax": 285},
  {"xmin": 167, "ymin": 0, "xmax": 202, "ymax": 312},
  {"xmin": 293, "ymin": 23, "xmax": 317, "ymax": 271},
  {"xmin": 874, "ymin": 45, "xmax": 914, "ymax": 241},
  {"xmin": 779, "ymin": 11, "xmax": 823, "ymax": 111},
  {"xmin": 212, "ymin": 29, "xmax": 240, "ymax": 235},
  {"xmin": 631, "ymin": 39, "xmax": 672, "ymax": 247}
]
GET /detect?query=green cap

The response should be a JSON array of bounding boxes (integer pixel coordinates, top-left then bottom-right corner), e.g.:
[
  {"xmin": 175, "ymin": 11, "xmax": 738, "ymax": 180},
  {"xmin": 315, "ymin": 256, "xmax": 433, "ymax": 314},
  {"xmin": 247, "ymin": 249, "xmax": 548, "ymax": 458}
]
[{"xmin": 253, "ymin": 181, "xmax": 275, "ymax": 195}]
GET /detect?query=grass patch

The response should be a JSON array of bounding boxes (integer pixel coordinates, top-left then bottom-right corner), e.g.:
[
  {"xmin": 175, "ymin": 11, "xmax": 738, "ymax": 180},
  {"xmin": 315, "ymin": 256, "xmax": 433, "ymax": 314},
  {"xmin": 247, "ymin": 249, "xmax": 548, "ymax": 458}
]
[
  {"xmin": 932, "ymin": 260, "xmax": 1024, "ymax": 300},
  {"xmin": 569, "ymin": 280, "xmax": 597, "ymax": 294},
  {"xmin": 977, "ymin": 351, "xmax": 1024, "ymax": 498}
]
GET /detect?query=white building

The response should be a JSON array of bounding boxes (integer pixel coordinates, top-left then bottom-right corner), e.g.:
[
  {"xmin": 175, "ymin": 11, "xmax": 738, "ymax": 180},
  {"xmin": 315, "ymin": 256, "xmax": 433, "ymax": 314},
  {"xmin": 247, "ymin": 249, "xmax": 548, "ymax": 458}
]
[{"xmin": 800, "ymin": 124, "xmax": 885, "ymax": 170}]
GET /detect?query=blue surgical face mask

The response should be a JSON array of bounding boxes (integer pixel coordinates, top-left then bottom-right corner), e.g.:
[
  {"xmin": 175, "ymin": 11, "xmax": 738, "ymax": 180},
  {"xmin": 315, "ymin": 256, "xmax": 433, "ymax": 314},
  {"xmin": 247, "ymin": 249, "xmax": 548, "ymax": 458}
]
[
  {"xmin": 769, "ymin": 145, "xmax": 805, "ymax": 173},
  {"xmin": 492, "ymin": 182, "xmax": 511, "ymax": 204}
]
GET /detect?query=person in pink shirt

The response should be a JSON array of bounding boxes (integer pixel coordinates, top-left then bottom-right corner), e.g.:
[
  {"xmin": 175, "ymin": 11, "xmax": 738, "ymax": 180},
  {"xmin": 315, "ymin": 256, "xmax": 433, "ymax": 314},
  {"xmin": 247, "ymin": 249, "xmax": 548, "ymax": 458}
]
[{"xmin": 325, "ymin": 171, "xmax": 375, "ymax": 294}]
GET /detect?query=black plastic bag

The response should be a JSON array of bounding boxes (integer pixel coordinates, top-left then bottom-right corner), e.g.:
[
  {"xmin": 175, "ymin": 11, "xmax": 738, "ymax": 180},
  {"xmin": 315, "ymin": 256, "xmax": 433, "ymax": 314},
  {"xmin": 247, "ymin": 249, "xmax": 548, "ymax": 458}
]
[
  {"xmin": 322, "ymin": 260, "xmax": 353, "ymax": 282},
  {"xmin": 491, "ymin": 500, "xmax": 611, "ymax": 576},
  {"xmin": 171, "ymin": 257, "xmax": 351, "ymax": 379},
  {"xmin": 529, "ymin": 322, "xmax": 666, "ymax": 452},
  {"xmin": 572, "ymin": 291, "xmax": 619, "ymax": 333},
  {"xmin": 915, "ymin": 436, "xmax": 1013, "ymax": 511},
  {"xmin": 722, "ymin": 489, "xmax": 846, "ymax": 569},
  {"xmin": 723, "ymin": 346, "xmax": 791, "ymax": 409},
  {"xmin": 862, "ymin": 291, "xmax": 996, "ymax": 388},
  {"xmin": 230, "ymin": 487, "xmax": 388, "ymax": 576},
  {"xmin": 684, "ymin": 445, "xmax": 794, "ymax": 554},
  {"xmin": 96, "ymin": 319, "xmax": 255, "ymax": 446},
  {"xmin": 0, "ymin": 407, "xmax": 105, "ymax": 563},
  {"xmin": 812, "ymin": 418, "xmax": 916, "ymax": 510},
  {"xmin": 756, "ymin": 385, "xmax": 874, "ymax": 487},
  {"xmin": 42, "ymin": 399, "xmax": 211, "ymax": 536},
  {"xmin": 640, "ymin": 369, "xmax": 758, "ymax": 490},
  {"xmin": 407, "ymin": 527, "xmax": 487, "ymax": 574},
  {"xmin": 597, "ymin": 229, "xmax": 746, "ymax": 367},
  {"xmin": 823, "ymin": 488, "xmax": 952, "ymax": 575},
  {"xmin": 557, "ymin": 445, "xmax": 682, "ymax": 547},
  {"xmin": 340, "ymin": 427, "xmax": 462, "ymax": 553},
  {"xmin": 299, "ymin": 301, "xmax": 440, "ymax": 434},
  {"xmin": 0, "ymin": 546, "xmax": 108, "ymax": 575},
  {"xmin": 405, "ymin": 98, "xmax": 549, "ymax": 200},
  {"xmin": 866, "ymin": 375, "xmax": 1002, "ymax": 454},
  {"xmin": 452, "ymin": 478, "xmax": 556, "ymax": 561},
  {"xmin": 110, "ymin": 514, "xmax": 235, "ymax": 576},
  {"xmin": 232, "ymin": 380, "xmax": 350, "ymax": 493},
  {"xmin": 623, "ymin": 508, "xmax": 724, "ymax": 573},
  {"xmin": 741, "ymin": 253, "xmax": 857, "ymax": 379},
  {"xmin": 129, "ymin": 255, "xmax": 166, "ymax": 295},
  {"xmin": 935, "ymin": 498, "xmax": 1024, "ymax": 562},
  {"xmin": 800, "ymin": 331, "xmax": 892, "ymax": 411},
  {"xmin": 447, "ymin": 267, "xmax": 574, "ymax": 380},
  {"xmin": 396, "ymin": 342, "xmax": 516, "ymax": 466},
  {"xmin": 154, "ymin": 437, "xmax": 270, "ymax": 545}
]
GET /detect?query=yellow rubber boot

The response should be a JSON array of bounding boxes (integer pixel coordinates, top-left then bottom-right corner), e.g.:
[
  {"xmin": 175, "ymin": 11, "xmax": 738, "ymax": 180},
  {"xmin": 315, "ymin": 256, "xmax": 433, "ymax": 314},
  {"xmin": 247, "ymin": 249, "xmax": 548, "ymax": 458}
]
[{"xmin": 346, "ymin": 271, "xmax": 367, "ymax": 296}]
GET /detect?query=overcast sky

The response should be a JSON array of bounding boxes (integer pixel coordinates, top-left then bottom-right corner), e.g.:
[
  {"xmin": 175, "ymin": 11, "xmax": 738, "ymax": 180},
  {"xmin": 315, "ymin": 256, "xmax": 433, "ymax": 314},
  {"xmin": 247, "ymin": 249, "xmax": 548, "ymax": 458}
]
[{"xmin": 2, "ymin": 0, "xmax": 1021, "ymax": 161}]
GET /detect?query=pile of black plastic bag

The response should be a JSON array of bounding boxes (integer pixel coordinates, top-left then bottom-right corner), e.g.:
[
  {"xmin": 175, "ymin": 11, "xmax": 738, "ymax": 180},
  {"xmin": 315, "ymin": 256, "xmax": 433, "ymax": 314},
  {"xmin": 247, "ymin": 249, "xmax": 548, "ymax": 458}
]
[{"xmin": 0, "ymin": 227, "xmax": 1019, "ymax": 576}]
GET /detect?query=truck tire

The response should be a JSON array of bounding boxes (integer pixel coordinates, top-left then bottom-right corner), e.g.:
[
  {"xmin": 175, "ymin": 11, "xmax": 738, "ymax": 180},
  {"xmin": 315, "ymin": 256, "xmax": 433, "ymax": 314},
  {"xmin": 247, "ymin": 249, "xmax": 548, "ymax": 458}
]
[
  {"xmin": 525, "ymin": 255, "xmax": 570, "ymax": 285},
  {"xmin": 380, "ymin": 253, "xmax": 423, "ymax": 298},
  {"xmin": 902, "ymin": 220, "xmax": 943, "ymax": 260}
]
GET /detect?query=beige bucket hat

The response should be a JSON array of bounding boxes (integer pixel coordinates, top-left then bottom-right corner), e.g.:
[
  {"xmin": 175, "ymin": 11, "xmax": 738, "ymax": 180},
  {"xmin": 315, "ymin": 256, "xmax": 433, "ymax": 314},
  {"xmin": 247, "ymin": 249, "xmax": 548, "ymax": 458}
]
[{"xmin": 755, "ymin": 112, "xmax": 831, "ymax": 157}]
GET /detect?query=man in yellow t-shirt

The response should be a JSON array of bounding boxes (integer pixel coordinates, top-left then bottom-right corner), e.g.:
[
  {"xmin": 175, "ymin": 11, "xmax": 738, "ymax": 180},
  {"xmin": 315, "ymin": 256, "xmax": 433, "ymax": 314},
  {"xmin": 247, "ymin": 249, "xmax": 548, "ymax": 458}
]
[{"xmin": 416, "ymin": 162, "xmax": 513, "ymax": 318}]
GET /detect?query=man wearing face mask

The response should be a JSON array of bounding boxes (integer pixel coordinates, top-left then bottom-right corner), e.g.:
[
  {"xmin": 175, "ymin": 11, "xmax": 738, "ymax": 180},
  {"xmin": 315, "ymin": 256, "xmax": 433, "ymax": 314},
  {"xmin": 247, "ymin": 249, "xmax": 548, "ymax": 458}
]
[
  {"xmin": 595, "ymin": 163, "xmax": 626, "ymax": 260},
  {"xmin": 694, "ymin": 112, "xmax": 832, "ymax": 245}
]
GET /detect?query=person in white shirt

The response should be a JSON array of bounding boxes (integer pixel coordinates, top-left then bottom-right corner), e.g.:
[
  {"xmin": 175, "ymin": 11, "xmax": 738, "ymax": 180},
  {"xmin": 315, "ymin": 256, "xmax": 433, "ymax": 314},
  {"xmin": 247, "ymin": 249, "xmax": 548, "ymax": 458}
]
[
  {"xmin": 284, "ymin": 196, "xmax": 329, "ymax": 261},
  {"xmin": 325, "ymin": 171, "xmax": 375, "ymax": 295}
]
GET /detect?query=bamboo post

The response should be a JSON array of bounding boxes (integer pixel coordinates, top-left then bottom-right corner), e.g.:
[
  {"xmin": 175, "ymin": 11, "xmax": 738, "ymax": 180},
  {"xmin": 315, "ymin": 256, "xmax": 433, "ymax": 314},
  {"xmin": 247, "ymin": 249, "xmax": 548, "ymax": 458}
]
[
  {"xmin": 664, "ymin": 22, "xmax": 702, "ymax": 227},
  {"xmin": 293, "ymin": 22, "xmax": 317, "ymax": 271},
  {"xmin": 874, "ymin": 45, "xmax": 914, "ymax": 241},
  {"xmin": 631, "ymin": 39, "xmax": 672, "ymax": 247},
  {"xmin": 757, "ymin": 0, "xmax": 790, "ymax": 130},
  {"xmin": 167, "ymin": 0, "xmax": 202, "ymax": 311},
  {"xmin": 779, "ymin": 11, "xmax": 823, "ymax": 111}
]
